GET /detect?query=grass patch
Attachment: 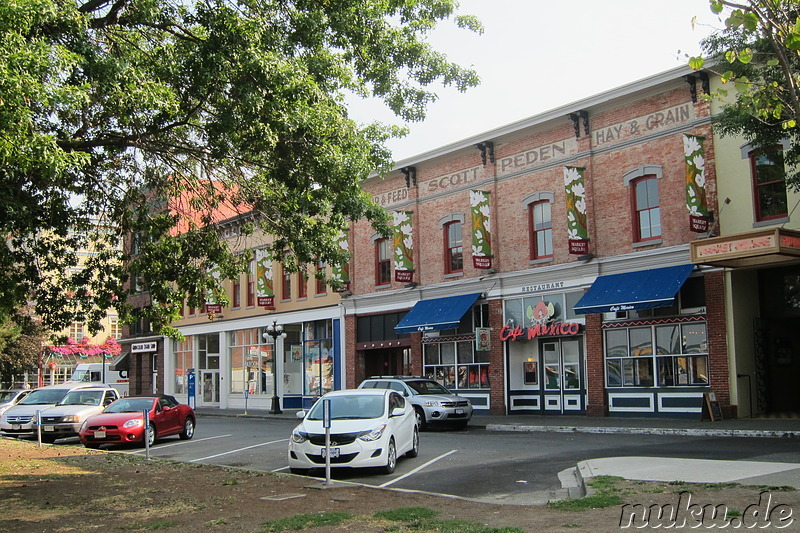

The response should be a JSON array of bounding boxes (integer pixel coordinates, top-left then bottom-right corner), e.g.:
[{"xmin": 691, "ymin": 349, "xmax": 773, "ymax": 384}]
[
  {"xmin": 372, "ymin": 506, "xmax": 522, "ymax": 533},
  {"xmin": 373, "ymin": 506, "xmax": 439, "ymax": 521},
  {"xmin": 122, "ymin": 520, "xmax": 179, "ymax": 531},
  {"xmin": 260, "ymin": 511, "xmax": 352, "ymax": 532},
  {"xmin": 548, "ymin": 476, "xmax": 624, "ymax": 512},
  {"xmin": 757, "ymin": 485, "xmax": 796, "ymax": 492},
  {"xmin": 221, "ymin": 479, "xmax": 238, "ymax": 486}
]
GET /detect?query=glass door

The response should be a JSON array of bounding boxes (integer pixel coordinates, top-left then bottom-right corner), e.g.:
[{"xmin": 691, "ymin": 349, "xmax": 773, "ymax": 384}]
[{"xmin": 541, "ymin": 338, "xmax": 584, "ymax": 413}]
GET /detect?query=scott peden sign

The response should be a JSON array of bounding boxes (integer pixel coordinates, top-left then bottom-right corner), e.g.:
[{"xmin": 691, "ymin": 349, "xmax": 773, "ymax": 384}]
[
  {"xmin": 421, "ymin": 166, "xmax": 483, "ymax": 194},
  {"xmin": 498, "ymin": 139, "xmax": 576, "ymax": 175}
]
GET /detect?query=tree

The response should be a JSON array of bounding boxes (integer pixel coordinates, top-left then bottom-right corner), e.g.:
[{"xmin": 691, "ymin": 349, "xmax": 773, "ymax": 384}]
[
  {"xmin": 0, "ymin": 0, "xmax": 481, "ymax": 337},
  {"xmin": 690, "ymin": 0, "xmax": 800, "ymax": 186},
  {"xmin": 0, "ymin": 311, "xmax": 45, "ymax": 387}
]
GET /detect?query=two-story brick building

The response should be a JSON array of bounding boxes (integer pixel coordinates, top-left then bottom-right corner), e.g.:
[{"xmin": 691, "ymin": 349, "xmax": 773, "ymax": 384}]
[
  {"xmin": 126, "ymin": 64, "xmax": 800, "ymax": 420},
  {"xmin": 345, "ymin": 65, "xmax": 728, "ymax": 418}
]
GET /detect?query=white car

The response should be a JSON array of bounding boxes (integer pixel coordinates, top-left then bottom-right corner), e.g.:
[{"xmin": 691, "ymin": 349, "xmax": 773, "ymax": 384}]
[
  {"xmin": 38, "ymin": 387, "xmax": 119, "ymax": 443},
  {"xmin": 0, "ymin": 389, "xmax": 34, "ymax": 418},
  {"xmin": 0, "ymin": 382, "xmax": 101, "ymax": 439},
  {"xmin": 288, "ymin": 389, "xmax": 418, "ymax": 475}
]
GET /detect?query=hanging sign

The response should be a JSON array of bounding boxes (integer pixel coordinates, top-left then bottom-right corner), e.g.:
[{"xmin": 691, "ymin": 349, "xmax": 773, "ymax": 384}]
[
  {"xmin": 564, "ymin": 166, "xmax": 589, "ymax": 254},
  {"xmin": 393, "ymin": 211, "xmax": 414, "ymax": 282},
  {"xmin": 255, "ymin": 248, "xmax": 275, "ymax": 308},
  {"xmin": 470, "ymin": 190, "xmax": 493, "ymax": 269},
  {"xmin": 684, "ymin": 134, "xmax": 710, "ymax": 233}
]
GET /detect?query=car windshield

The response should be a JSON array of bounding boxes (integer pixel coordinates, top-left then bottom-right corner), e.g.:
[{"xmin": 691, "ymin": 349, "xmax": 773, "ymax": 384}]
[
  {"xmin": 104, "ymin": 398, "xmax": 154, "ymax": 413},
  {"xmin": 57, "ymin": 390, "xmax": 104, "ymax": 406},
  {"xmin": 406, "ymin": 380, "xmax": 452, "ymax": 395},
  {"xmin": 19, "ymin": 389, "xmax": 70, "ymax": 405},
  {"xmin": 0, "ymin": 391, "xmax": 20, "ymax": 402},
  {"xmin": 306, "ymin": 394, "xmax": 385, "ymax": 421}
]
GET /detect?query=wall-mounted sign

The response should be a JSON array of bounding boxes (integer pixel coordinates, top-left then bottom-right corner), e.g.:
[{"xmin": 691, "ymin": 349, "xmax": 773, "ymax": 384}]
[
  {"xmin": 131, "ymin": 342, "xmax": 157, "ymax": 353},
  {"xmin": 499, "ymin": 322, "xmax": 581, "ymax": 342},
  {"xmin": 475, "ymin": 327, "xmax": 491, "ymax": 351}
]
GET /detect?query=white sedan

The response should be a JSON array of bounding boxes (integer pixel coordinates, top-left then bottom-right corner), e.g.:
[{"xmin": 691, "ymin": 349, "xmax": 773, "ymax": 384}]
[{"xmin": 288, "ymin": 388, "xmax": 418, "ymax": 475}]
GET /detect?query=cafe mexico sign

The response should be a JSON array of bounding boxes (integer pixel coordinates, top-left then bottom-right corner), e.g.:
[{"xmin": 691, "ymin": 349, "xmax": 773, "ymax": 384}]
[{"xmin": 500, "ymin": 300, "xmax": 582, "ymax": 342}]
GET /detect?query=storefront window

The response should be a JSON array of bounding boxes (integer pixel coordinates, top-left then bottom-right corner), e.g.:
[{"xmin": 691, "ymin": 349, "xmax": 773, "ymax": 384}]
[
  {"xmin": 227, "ymin": 328, "xmax": 273, "ymax": 395},
  {"xmin": 173, "ymin": 336, "xmax": 193, "ymax": 394},
  {"xmin": 282, "ymin": 325, "xmax": 303, "ymax": 395},
  {"xmin": 605, "ymin": 320, "xmax": 708, "ymax": 387},
  {"xmin": 424, "ymin": 340, "xmax": 489, "ymax": 390}
]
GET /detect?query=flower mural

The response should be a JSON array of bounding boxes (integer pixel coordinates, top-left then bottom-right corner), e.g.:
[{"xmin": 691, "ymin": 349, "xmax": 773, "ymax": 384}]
[
  {"xmin": 392, "ymin": 211, "xmax": 414, "ymax": 282},
  {"xmin": 330, "ymin": 230, "xmax": 350, "ymax": 290},
  {"xmin": 255, "ymin": 248, "xmax": 275, "ymax": 308},
  {"xmin": 564, "ymin": 166, "xmax": 589, "ymax": 254},
  {"xmin": 684, "ymin": 134, "xmax": 710, "ymax": 233},
  {"xmin": 470, "ymin": 190, "xmax": 493, "ymax": 269}
]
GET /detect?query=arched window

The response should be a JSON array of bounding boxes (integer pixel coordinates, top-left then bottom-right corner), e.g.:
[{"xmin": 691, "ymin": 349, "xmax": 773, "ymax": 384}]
[
  {"xmin": 632, "ymin": 176, "xmax": 661, "ymax": 242},
  {"xmin": 529, "ymin": 200, "xmax": 553, "ymax": 259},
  {"xmin": 375, "ymin": 237, "xmax": 391, "ymax": 285},
  {"xmin": 443, "ymin": 221, "xmax": 463, "ymax": 274}
]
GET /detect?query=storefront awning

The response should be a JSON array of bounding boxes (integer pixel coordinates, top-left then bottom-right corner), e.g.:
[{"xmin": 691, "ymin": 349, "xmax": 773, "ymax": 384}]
[
  {"xmin": 573, "ymin": 264, "xmax": 694, "ymax": 315},
  {"xmin": 109, "ymin": 351, "xmax": 130, "ymax": 372},
  {"xmin": 395, "ymin": 293, "xmax": 482, "ymax": 334}
]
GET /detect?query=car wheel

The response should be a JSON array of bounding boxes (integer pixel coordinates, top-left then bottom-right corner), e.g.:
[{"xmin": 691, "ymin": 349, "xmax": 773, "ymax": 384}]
[
  {"xmin": 405, "ymin": 427, "xmax": 419, "ymax": 458},
  {"xmin": 382, "ymin": 437, "xmax": 397, "ymax": 474},
  {"xmin": 414, "ymin": 407, "xmax": 428, "ymax": 431},
  {"xmin": 179, "ymin": 418, "xmax": 195, "ymax": 440},
  {"xmin": 145, "ymin": 422, "xmax": 156, "ymax": 447}
]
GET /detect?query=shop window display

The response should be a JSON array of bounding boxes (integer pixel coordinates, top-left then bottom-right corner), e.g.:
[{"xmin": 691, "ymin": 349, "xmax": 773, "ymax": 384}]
[{"xmin": 604, "ymin": 320, "xmax": 708, "ymax": 387}]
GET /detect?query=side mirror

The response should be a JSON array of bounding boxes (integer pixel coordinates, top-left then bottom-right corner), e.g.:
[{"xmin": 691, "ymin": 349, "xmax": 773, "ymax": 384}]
[
  {"xmin": 390, "ymin": 407, "xmax": 405, "ymax": 417},
  {"xmin": 296, "ymin": 410, "xmax": 306, "ymax": 419}
]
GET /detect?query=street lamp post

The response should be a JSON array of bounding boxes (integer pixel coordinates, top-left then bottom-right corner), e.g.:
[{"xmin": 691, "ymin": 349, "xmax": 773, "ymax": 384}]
[{"xmin": 263, "ymin": 319, "xmax": 287, "ymax": 414}]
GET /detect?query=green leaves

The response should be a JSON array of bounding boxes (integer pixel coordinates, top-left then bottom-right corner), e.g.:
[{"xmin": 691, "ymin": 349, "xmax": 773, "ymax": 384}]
[{"xmin": 0, "ymin": 0, "xmax": 481, "ymax": 336}]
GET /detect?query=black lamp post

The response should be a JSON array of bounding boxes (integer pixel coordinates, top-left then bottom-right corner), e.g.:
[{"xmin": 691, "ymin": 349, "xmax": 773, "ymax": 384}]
[{"xmin": 263, "ymin": 320, "xmax": 286, "ymax": 414}]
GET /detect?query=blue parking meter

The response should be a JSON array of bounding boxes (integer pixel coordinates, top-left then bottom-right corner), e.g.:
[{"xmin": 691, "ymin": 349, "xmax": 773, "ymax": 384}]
[{"xmin": 187, "ymin": 369, "xmax": 196, "ymax": 409}]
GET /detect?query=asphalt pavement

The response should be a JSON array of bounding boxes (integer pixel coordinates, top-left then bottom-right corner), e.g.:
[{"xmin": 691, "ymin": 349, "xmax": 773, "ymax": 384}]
[{"xmin": 195, "ymin": 407, "xmax": 800, "ymax": 497}]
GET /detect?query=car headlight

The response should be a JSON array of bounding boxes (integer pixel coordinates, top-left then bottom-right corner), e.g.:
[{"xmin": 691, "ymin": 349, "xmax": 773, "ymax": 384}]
[
  {"xmin": 79, "ymin": 420, "xmax": 88, "ymax": 432},
  {"xmin": 291, "ymin": 427, "xmax": 308, "ymax": 443},
  {"xmin": 123, "ymin": 418, "xmax": 144, "ymax": 429},
  {"xmin": 358, "ymin": 424, "xmax": 387, "ymax": 442},
  {"xmin": 63, "ymin": 415, "xmax": 80, "ymax": 423},
  {"xmin": 423, "ymin": 400, "xmax": 440, "ymax": 407}
]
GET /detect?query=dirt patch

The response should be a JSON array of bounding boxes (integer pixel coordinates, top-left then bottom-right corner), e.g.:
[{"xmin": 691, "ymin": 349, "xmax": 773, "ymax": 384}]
[{"xmin": 1, "ymin": 438, "xmax": 797, "ymax": 532}]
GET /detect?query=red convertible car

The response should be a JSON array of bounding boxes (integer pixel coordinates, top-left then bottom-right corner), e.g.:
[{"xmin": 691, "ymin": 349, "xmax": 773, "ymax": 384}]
[{"xmin": 79, "ymin": 395, "xmax": 195, "ymax": 449}]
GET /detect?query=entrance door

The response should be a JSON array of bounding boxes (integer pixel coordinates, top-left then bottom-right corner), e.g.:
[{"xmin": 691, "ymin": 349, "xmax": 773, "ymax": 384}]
[
  {"xmin": 199, "ymin": 370, "xmax": 220, "ymax": 405},
  {"xmin": 541, "ymin": 338, "xmax": 584, "ymax": 413}
]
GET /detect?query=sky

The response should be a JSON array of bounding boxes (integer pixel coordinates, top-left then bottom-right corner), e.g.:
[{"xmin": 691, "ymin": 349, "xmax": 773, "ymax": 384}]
[{"xmin": 347, "ymin": 0, "xmax": 723, "ymax": 162}]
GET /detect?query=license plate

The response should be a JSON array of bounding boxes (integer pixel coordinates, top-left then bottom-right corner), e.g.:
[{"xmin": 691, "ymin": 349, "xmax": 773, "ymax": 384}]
[
  {"xmin": 11, "ymin": 424, "xmax": 20, "ymax": 430},
  {"xmin": 321, "ymin": 447, "xmax": 340, "ymax": 459},
  {"xmin": 93, "ymin": 430, "xmax": 106, "ymax": 439},
  {"xmin": 43, "ymin": 425, "xmax": 54, "ymax": 432},
  {"xmin": 455, "ymin": 409, "xmax": 464, "ymax": 414}
]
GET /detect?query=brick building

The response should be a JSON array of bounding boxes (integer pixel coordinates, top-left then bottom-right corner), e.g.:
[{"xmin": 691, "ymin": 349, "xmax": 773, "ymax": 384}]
[{"xmin": 345, "ymin": 66, "xmax": 728, "ymax": 418}]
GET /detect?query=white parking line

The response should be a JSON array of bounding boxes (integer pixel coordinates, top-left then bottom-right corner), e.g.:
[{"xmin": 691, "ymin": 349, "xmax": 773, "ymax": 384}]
[
  {"xmin": 125, "ymin": 434, "xmax": 232, "ymax": 454},
  {"xmin": 188, "ymin": 438, "xmax": 288, "ymax": 462},
  {"xmin": 379, "ymin": 449, "xmax": 458, "ymax": 488}
]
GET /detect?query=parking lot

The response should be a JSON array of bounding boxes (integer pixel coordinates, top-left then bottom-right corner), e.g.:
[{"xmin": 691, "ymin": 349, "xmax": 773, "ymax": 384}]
[{"xmin": 44, "ymin": 414, "xmax": 800, "ymax": 504}]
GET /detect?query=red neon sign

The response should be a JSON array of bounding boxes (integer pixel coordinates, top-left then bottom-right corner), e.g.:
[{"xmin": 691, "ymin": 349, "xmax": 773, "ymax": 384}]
[{"xmin": 500, "ymin": 322, "xmax": 581, "ymax": 342}]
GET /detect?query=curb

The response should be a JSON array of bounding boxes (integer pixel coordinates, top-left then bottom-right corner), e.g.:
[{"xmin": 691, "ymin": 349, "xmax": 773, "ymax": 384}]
[{"xmin": 484, "ymin": 424, "xmax": 800, "ymax": 439}]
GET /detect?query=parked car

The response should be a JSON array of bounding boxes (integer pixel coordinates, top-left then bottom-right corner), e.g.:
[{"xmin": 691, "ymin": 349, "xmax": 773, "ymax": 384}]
[
  {"xmin": 358, "ymin": 376, "xmax": 472, "ymax": 430},
  {"xmin": 38, "ymin": 386, "xmax": 119, "ymax": 443},
  {"xmin": 0, "ymin": 382, "xmax": 101, "ymax": 439},
  {"xmin": 79, "ymin": 395, "xmax": 195, "ymax": 449},
  {"xmin": 0, "ymin": 389, "xmax": 34, "ymax": 418},
  {"xmin": 288, "ymin": 388, "xmax": 418, "ymax": 475}
]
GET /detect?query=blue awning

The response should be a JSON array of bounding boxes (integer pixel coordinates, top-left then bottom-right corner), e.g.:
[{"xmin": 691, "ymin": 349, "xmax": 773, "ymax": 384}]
[
  {"xmin": 573, "ymin": 264, "xmax": 695, "ymax": 315},
  {"xmin": 395, "ymin": 293, "xmax": 482, "ymax": 334}
]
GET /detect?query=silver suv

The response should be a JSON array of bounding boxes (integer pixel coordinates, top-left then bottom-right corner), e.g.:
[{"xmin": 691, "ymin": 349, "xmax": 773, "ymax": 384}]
[
  {"xmin": 38, "ymin": 386, "xmax": 119, "ymax": 442},
  {"xmin": 0, "ymin": 382, "xmax": 110, "ymax": 440},
  {"xmin": 358, "ymin": 376, "xmax": 472, "ymax": 430}
]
